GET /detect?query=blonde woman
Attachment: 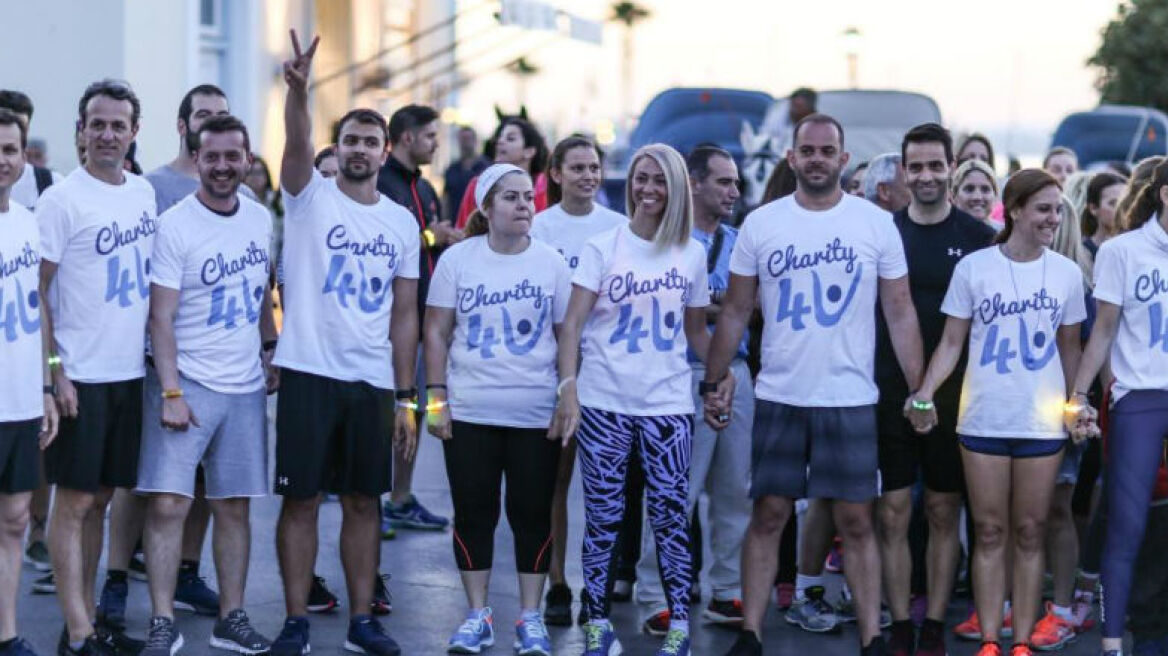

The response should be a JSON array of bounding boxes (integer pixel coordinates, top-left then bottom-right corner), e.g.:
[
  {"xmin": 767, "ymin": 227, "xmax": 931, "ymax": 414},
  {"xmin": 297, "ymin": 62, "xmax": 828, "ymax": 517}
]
[
  {"xmin": 551, "ymin": 144, "xmax": 715, "ymax": 656},
  {"xmin": 952, "ymin": 159, "xmax": 1001, "ymax": 229}
]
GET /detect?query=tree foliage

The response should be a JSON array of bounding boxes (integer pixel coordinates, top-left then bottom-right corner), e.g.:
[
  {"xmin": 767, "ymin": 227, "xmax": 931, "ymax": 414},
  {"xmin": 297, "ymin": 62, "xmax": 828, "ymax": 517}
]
[{"xmin": 1089, "ymin": 0, "xmax": 1168, "ymax": 111}]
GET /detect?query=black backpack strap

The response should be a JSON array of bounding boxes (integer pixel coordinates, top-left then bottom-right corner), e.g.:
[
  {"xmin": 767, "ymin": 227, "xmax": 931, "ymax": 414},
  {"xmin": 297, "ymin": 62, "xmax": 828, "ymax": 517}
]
[
  {"xmin": 34, "ymin": 166, "xmax": 53, "ymax": 195},
  {"xmin": 706, "ymin": 225, "xmax": 726, "ymax": 274}
]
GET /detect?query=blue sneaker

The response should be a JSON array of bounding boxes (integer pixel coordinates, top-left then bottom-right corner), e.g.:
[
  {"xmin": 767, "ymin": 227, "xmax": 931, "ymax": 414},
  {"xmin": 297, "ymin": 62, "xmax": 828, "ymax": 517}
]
[
  {"xmin": 174, "ymin": 570, "xmax": 219, "ymax": 616},
  {"xmin": 344, "ymin": 614, "xmax": 401, "ymax": 655},
  {"xmin": 448, "ymin": 608, "xmax": 494, "ymax": 654},
  {"xmin": 582, "ymin": 621, "xmax": 622, "ymax": 656},
  {"xmin": 514, "ymin": 613, "xmax": 551, "ymax": 655},
  {"xmin": 655, "ymin": 628, "xmax": 689, "ymax": 656},
  {"xmin": 379, "ymin": 514, "xmax": 397, "ymax": 540},
  {"xmin": 271, "ymin": 617, "xmax": 310, "ymax": 656},
  {"xmin": 97, "ymin": 577, "xmax": 128, "ymax": 630},
  {"xmin": 384, "ymin": 495, "xmax": 448, "ymax": 530},
  {"xmin": 0, "ymin": 637, "xmax": 37, "ymax": 655}
]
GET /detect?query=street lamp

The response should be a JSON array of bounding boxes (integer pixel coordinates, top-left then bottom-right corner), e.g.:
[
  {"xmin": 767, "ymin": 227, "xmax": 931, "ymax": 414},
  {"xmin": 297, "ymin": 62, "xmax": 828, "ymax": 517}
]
[{"xmin": 842, "ymin": 26, "xmax": 861, "ymax": 89}]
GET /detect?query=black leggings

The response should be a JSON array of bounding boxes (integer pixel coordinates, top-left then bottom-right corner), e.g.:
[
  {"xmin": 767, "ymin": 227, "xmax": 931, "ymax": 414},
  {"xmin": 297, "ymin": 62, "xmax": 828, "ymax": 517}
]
[{"xmin": 444, "ymin": 421, "xmax": 562, "ymax": 573}]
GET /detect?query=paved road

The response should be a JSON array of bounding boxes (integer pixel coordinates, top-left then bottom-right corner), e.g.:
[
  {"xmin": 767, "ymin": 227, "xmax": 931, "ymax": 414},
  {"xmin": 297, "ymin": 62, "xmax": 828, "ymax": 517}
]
[{"xmin": 15, "ymin": 414, "xmax": 1109, "ymax": 655}]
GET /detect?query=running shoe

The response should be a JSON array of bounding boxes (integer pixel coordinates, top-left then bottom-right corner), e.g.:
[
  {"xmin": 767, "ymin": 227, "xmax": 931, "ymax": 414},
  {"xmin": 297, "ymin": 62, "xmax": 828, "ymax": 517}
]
[
  {"xmin": 383, "ymin": 495, "xmax": 448, "ymax": 531},
  {"xmin": 860, "ymin": 636, "xmax": 886, "ymax": 656},
  {"xmin": 954, "ymin": 608, "xmax": 1014, "ymax": 640},
  {"xmin": 611, "ymin": 578, "xmax": 633, "ymax": 602},
  {"xmin": 642, "ymin": 610, "xmax": 670, "ymax": 637},
  {"xmin": 703, "ymin": 599, "xmax": 744, "ymax": 626},
  {"xmin": 824, "ymin": 539, "xmax": 844, "ymax": 573},
  {"xmin": 270, "ymin": 617, "xmax": 310, "ymax": 656},
  {"xmin": 210, "ymin": 609, "xmax": 271, "ymax": 655},
  {"xmin": 656, "ymin": 629, "xmax": 689, "ymax": 656},
  {"xmin": 0, "ymin": 637, "xmax": 35, "ymax": 656},
  {"xmin": 784, "ymin": 586, "xmax": 840, "ymax": 633},
  {"xmin": 447, "ymin": 608, "xmax": 493, "ymax": 654},
  {"xmin": 141, "ymin": 617, "xmax": 183, "ymax": 656},
  {"xmin": 774, "ymin": 583, "xmax": 794, "ymax": 611},
  {"xmin": 97, "ymin": 578, "xmax": 129, "ymax": 631},
  {"xmin": 722, "ymin": 632, "xmax": 762, "ymax": 656},
  {"xmin": 32, "ymin": 572, "xmax": 54, "ymax": 594},
  {"xmin": 1068, "ymin": 599, "xmax": 1095, "ymax": 632},
  {"xmin": 174, "ymin": 571, "xmax": 219, "ymax": 616},
  {"xmin": 57, "ymin": 629, "xmax": 117, "ymax": 656},
  {"xmin": 974, "ymin": 643, "xmax": 1001, "ymax": 656},
  {"xmin": 577, "ymin": 589, "xmax": 590, "ymax": 626},
  {"xmin": 371, "ymin": 573, "xmax": 392, "ymax": 615},
  {"xmin": 833, "ymin": 593, "xmax": 893, "ymax": 628},
  {"xmin": 379, "ymin": 514, "xmax": 396, "ymax": 540},
  {"xmin": 307, "ymin": 576, "xmax": 339, "ymax": 613},
  {"xmin": 1009, "ymin": 645, "xmax": 1033, "ymax": 656},
  {"xmin": 345, "ymin": 615, "xmax": 401, "ymax": 655},
  {"xmin": 1029, "ymin": 603, "xmax": 1076, "ymax": 651},
  {"xmin": 582, "ymin": 621, "xmax": 621, "ymax": 656},
  {"xmin": 514, "ymin": 613, "xmax": 551, "ymax": 656},
  {"xmin": 128, "ymin": 551, "xmax": 148, "ymax": 582},
  {"xmin": 543, "ymin": 583, "xmax": 572, "ymax": 627},
  {"xmin": 887, "ymin": 619, "xmax": 915, "ymax": 656},
  {"xmin": 916, "ymin": 619, "xmax": 947, "ymax": 656},
  {"xmin": 23, "ymin": 540, "xmax": 50, "ymax": 571},
  {"xmin": 94, "ymin": 623, "xmax": 145, "ymax": 656}
]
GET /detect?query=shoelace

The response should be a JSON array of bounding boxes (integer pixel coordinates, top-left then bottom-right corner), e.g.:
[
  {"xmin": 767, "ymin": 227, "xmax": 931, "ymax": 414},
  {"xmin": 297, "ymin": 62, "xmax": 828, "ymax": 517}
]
[
  {"xmin": 519, "ymin": 617, "xmax": 547, "ymax": 641},
  {"xmin": 584, "ymin": 624, "xmax": 605, "ymax": 649},
  {"xmin": 456, "ymin": 617, "xmax": 486, "ymax": 638},
  {"xmin": 145, "ymin": 620, "xmax": 175, "ymax": 649},
  {"xmin": 662, "ymin": 629, "xmax": 686, "ymax": 652},
  {"xmin": 225, "ymin": 612, "xmax": 264, "ymax": 643}
]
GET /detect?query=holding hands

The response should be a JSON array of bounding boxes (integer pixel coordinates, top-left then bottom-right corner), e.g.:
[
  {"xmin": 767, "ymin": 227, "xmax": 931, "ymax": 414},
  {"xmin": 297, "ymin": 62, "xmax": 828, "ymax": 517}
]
[
  {"xmin": 904, "ymin": 394, "xmax": 938, "ymax": 434},
  {"xmin": 1064, "ymin": 393, "xmax": 1101, "ymax": 444},
  {"xmin": 701, "ymin": 373, "xmax": 736, "ymax": 431}
]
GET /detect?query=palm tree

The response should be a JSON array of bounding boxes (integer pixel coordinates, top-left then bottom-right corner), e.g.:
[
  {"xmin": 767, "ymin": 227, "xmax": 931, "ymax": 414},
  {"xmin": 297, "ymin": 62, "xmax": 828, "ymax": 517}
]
[
  {"xmin": 506, "ymin": 56, "xmax": 540, "ymax": 107},
  {"xmin": 609, "ymin": 2, "xmax": 651, "ymax": 127}
]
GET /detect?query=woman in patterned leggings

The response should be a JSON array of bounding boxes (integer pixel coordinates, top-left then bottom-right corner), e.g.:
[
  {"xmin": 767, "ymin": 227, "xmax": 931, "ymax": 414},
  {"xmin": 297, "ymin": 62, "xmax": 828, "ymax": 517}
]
[{"xmin": 550, "ymin": 144, "xmax": 726, "ymax": 656}]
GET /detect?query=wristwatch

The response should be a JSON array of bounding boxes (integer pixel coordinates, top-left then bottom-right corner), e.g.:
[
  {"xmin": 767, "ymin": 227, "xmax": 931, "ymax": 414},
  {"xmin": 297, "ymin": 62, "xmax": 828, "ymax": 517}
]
[{"xmin": 698, "ymin": 380, "xmax": 719, "ymax": 396}]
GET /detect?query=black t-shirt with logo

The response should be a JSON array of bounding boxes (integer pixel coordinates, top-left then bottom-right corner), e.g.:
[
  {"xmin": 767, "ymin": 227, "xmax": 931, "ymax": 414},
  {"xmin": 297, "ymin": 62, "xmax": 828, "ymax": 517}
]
[{"xmin": 875, "ymin": 205, "xmax": 997, "ymax": 400}]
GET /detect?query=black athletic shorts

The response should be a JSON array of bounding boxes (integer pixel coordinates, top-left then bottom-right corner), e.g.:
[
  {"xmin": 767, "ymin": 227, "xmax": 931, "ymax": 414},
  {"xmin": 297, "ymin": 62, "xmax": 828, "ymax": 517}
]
[
  {"xmin": 0, "ymin": 419, "xmax": 42, "ymax": 494},
  {"xmin": 45, "ymin": 378, "xmax": 144, "ymax": 492},
  {"xmin": 274, "ymin": 368, "xmax": 393, "ymax": 499},
  {"xmin": 877, "ymin": 388, "xmax": 963, "ymax": 494},
  {"xmin": 751, "ymin": 400, "xmax": 880, "ymax": 503}
]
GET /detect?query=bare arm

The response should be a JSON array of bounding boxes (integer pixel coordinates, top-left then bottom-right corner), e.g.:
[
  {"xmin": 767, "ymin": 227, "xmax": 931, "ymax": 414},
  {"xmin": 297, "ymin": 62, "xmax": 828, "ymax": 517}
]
[
  {"xmin": 422, "ymin": 305, "xmax": 455, "ymax": 440},
  {"xmin": 38, "ymin": 281, "xmax": 59, "ymax": 447},
  {"xmin": 280, "ymin": 30, "xmax": 319, "ymax": 196},
  {"xmin": 879, "ymin": 275, "xmax": 926, "ymax": 391},
  {"xmin": 38, "ymin": 260, "xmax": 77, "ymax": 418},
  {"xmin": 915, "ymin": 316, "xmax": 971, "ymax": 401},
  {"xmin": 149, "ymin": 284, "xmax": 199, "ymax": 430},
  {"xmin": 548, "ymin": 285, "xmax": 599, "ymax": 443},
  {"xmin": 390, "ymin": 277, "xmax": 420, "ymax": 456},
  {"xmin": 1071, "ymin": 301, "xmax": 1119, "ymax": 397},
  {"xmin": 704, "ymin": 273, "xmax": 757, "ymax": 384},
  {"xmin": 683, "ymin": 305, "xmax": 711, "ymax": 364},
  {"xmin": 1057, "ymin": 323, "xmax": 1083, "ymax": 397}
]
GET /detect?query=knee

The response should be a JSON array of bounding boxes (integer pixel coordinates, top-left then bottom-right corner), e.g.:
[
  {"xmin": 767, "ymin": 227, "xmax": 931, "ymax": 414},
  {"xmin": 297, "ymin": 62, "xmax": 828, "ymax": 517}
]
[
  {"xmin": 148, "ymin": 495, "xmax": 192, "ymax": 524},
  {"xmin": 280, "ymin": 497, "xmax": 321, "ymax": 524},
  {"xmin": 1047, "ymin": 498, "xmax": 1073, "ymax": 527},
  {"xmin": 877, "ymin": 498, "xmax": 911, "ymax": 538},
  {"xmin": 54, "ymin": 489, "xmax": 97, "ymax": 521},
  {"xmin": 341, "ymin": 494, "xmax": 379, "ymax": 520},
  {"xmin": 1014, "ymin": 517, "xmax": 1046, "ymax": 554},
  {"xmin": 837, "ymin": 512, "xmax": 874, "ymax": 543},
  {"xmin": 211, "ymin": 499, "xmax": 249, "ymax": 525},
  {"xmin": 0, "ymin": 505, "xmax": 29, "ymax": 540},
  {"xmin": 750, "ymin": 498, "xmax": 792, "ymax": 536},
  {"xmin": 924, "ymin": 495, "xmax": 961, "ymax": 534},
  {"xmin": 974, "ymin": 517, "xmax": 1007, "ymax": 551}
]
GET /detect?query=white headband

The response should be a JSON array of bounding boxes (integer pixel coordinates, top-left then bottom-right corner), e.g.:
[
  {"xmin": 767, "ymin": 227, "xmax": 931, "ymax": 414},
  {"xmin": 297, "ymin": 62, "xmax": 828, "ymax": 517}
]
[{"xmin": 474, "ymin": 163, "xmax": 526, "ymax": 213}]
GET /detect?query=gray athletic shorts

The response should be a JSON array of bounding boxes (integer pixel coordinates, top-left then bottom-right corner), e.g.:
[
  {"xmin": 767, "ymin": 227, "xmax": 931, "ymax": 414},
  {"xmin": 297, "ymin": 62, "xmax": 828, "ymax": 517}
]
[
  {"xmin": 750, "ymin": 400, "xmax": 880, "ymax": 503},
  {"xmin": 137, "ymin": 366, "xmax": 268, "ymax": 499}
]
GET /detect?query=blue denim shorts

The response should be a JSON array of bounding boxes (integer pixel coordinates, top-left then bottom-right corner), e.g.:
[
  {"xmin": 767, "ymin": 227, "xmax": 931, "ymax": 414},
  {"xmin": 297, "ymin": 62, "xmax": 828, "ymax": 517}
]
[{"xmin": 959, "ymin": 434, "xmax": 1066, "ymax": 459}]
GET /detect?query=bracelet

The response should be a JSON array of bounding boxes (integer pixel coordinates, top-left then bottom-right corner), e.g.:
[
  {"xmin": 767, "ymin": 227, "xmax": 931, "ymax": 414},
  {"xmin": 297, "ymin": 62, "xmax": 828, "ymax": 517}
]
[
  {"xmin": 911, "ymin": 398, "xmax": 934, "ymax": 411},
  {"xmin": 426, "ymin": 383, "xmax": 448, "ymax": 391},
  {"xmin": 161, "ymin": 389, "xmax": 183, "ymax": 399},
  {"xmin": 556, "ymin": 376, "xmax": 576, "ymax": 398},
  {"xmin": 47, "ymin": 355, "xmax": 62, "ymax": 369},
  {"xmin": 422, "ymin": 229, "xmax": 436, "ymax": 248},
  {"xmin": 43, "ymin": 385, "xmax": 55, "ymax": 395},
  {"xmin": 394, "ymin": 388, "xmax": 418, "ymax": 401},
  {"xmin": 1072, "ymin": 390, "xmax": 1092, "ymax": 400}
]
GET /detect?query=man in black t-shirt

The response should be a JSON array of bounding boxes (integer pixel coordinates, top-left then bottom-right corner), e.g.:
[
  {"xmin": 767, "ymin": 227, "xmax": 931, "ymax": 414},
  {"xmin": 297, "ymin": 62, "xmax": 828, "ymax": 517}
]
[{"xmin": 874, "ymin": 124, "xmax": 995, "ymax": 656}]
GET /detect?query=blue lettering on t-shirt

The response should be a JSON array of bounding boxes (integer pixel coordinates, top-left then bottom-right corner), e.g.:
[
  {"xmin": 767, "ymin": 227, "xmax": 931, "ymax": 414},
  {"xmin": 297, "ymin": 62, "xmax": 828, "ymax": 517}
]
[
  {"xmin": 975, "ymin": 290, "xmax": 1062, "ymax": 326},
  {"xmin": 0, "ymin": 279, "xmax": 40, "ymax": 343},
  {"xmin": 1150, "ymin": 302, "xmax": 1168, "ymax": 352},
  {"xmin": 1135, "ymin": 269, "xmax": 1168, "ymax": 303},
  {"xmin": 326, "ymin": 225, "xmax": 399, "ymax": 266},
  {"xmin": 0, "ymin": 243, "xmax": 39, "ymax": 281},
  {"xmin": 605, "ymin": 268, "xmax": 691, "ymax": 305},
  {"xmin": 200, "ymin": 242, "xmax": 269, "ymax": 286},
  {"xmin": 208, "ymin": 276, "xmax": 262, "ymax": 330},
  {"xmin": 766, "ymin": 239, "xmax": 858, "ymax": 278},
  {"xmin": 771, "ymin": 262, "xmax": 863, "ymax": 331},
  {"xmin": 322, "ymin": 255, "xmax": 391, "ymax": 313},
  {"xmin": 104, "ymin": 245, "xmax": 150, "ymax": 308},
  {"xmin": 461, "ymin": 281, "xmax": 549, "ymax": 360},
  {"xmin": 94, "ymin": 213, "xmax": 157, "ymax": 255},
  {"xmin": 458, "ymin": 279, "xmax": 545, "ymax": 314}
]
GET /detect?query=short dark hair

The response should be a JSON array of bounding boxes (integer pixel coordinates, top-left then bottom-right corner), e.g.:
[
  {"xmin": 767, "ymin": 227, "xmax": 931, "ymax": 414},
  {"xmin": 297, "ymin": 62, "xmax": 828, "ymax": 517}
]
[
  {"xmin": 792, "ymin": 113, "xmax": 845, "ymax": 149},
  {"xmin": 790, "ymin": 87, "xmax": 817, "ymax": 106},
  {"xmin": 178, "ymin": 84, "xmax": 227, "ymax": 125},
  {"xmin": 336, "ymin": 108, "xmax": 388, "ymax": 145},
  {"xmin": 195, "ymin": 114, "xmax": 250, "ymax": 153},
  {"xmin": 314, "ymin": 146, "xmax": 336, "ymax": 169},
  {"xmin": 901, "ymin": 122, "xmax": 953, "ymax": 164},
  {"xmin": 0, "ymin": 90, "xmax": 33, "ymax": 120},
  {"xmin": 687, "ymin": 144, "xmax": 734, "ymax": 182},
  {"xmin": 78, "ymin": 79, "xmax": 141, "ymax": 127},
  {"xmin": 387, "ymin": 104, "xmax": 439, "ymax": 144},
  {"xmin": 492, "ymin": 117, "xmax": 548, "ymax": 176},
  {"xmin": 0, "ymin": 108, "xmax": 27, "ymax": 149}
]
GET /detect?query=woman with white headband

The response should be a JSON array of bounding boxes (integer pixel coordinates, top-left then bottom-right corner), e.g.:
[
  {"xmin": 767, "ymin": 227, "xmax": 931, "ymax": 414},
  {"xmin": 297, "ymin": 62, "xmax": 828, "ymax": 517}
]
[
  {"xmin": 551, "ymin": 143, "xmax": 721, "ymax": 656},
  {"xmin": 424, "ymin": 164, "xmax": 572, "ymax": 655}
]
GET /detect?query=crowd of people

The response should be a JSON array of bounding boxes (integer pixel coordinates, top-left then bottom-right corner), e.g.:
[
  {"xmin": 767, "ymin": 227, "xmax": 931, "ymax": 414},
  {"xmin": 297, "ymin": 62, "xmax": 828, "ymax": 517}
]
[{"xmin": 0, "ymin": 29, "xmax": 1165, "ymax": 656}]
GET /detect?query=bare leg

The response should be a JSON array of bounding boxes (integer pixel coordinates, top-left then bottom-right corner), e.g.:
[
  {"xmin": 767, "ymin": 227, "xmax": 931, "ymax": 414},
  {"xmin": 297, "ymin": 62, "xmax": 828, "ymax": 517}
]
[
  {"xmin": 340, "ymin": 494, "xmax": 379, "ymax": 617},
  {"xmin": 52, "ymin": 486, "xmax": 111, "ymax": 642},
  {"xmin": 0, "ymin": 492, "xmax": 32, "ymax": 640},
  {"xmin": 389, "ymin": 451, "xmax": 415, "ymax": 507},
  {"xmin": 1010, "ymin": 453, "xmax": 1061, "ymax": 640},
  {"xmin": 798, "ymin": 499, "xmax": 835, "ymax": 577},
  {"xmin": 276, "ymin": 495, "xmax": 321, "ymax": 617},
  {"xmin": 962, "ymin": 448, "xmax": 1012, "ymax": 643},
  {"xmin": 106, "ymin": 489, "xmax": 146, "ymax": 572},
  {"xmin": 923, "ymin": 490, "xmax": 963, "ymax": 621},
  {"xmin": 834, "ymin": 500, "xmax": 881, "ymax": 646},
  {"xmin": 876, "ymin": 488, "xmax": 912, "ymax": 621},
  {"xmin": 27, "ymin": 484, "xmax": 49, "ymax": 546},
  {"xmin": 208, "ymin": 498, "xmax": 250, "ymax": 616},
  {"xmin": 144, "ymin": 494, "xmax": 192, "ymax": 618},
  {"xmin": 459, "ymin": 570, "xmax": 490, "ymax": 609},
  {"xmin": 741, "ymin": 496, "xmax": 794, "ymax": 638},
  {"xmin": 182, "ymin": 491, "xmax": 212, "ymax": 565}
]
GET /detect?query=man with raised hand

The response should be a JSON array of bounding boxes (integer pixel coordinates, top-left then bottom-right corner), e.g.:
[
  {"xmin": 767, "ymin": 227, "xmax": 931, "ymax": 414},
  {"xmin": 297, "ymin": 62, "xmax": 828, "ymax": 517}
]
[{"xmin": 269, "ymin": 31, "xmax": 418, "ymax": 656}]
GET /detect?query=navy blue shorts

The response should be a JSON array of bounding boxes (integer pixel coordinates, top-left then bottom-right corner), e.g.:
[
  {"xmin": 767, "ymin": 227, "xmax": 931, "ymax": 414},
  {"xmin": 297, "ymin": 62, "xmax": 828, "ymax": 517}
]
[{"xmin": 959, "ymin": 434, "xmax": 1066, "ymax": 459}]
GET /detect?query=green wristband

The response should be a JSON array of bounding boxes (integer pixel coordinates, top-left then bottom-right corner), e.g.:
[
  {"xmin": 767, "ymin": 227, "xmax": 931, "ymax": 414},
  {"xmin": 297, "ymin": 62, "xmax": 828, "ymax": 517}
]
[{"xmin": 911, "ymin": 398, "xmax": 935, "ymax": 411}]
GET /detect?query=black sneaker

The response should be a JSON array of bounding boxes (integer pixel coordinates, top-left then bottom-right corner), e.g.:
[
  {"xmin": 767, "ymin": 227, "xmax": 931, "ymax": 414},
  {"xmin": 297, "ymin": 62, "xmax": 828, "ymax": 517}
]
[
  {"xmin": 306, "ymin": 576, "xmax": 338, "ymax": 614},
  {"xmin": 33, "ymin": 572, "xmax": 56, "ymax": 594},
  {"xmin": 0, "ymin": 636, "xmax": 37, "ymax": 655},
  {"xmin": 58, "ymin": 629, "xmax": 116, "ymax": 656},
  {"xmin": 887, "ymin": 619, "xmax": 915, "ymax": 656},
  {"xmin": 97, "ymin": 578, "xmax": 129, "ymax": 631},
  {"xmin": 861, "ymin": 636, "xmax": 887, "ymax": 656},
  {"xmin": 174, "ymin": 570, "xmax": 219, "ymax": 616},
  {"xmin": 577, "ymin": 588, "xmax": 590, "ymax": 626},
  {"xmin": 723, "ymin": 631, "xmax": 762, "ymax": 656},
  {"xmin": 370, "ymin": 573, "xmax": 392, "ymax": 615},
  {"xmin": 543, "ymin": 583, "xmax": 572, "ymax": 627},
  {"xmin": 94, "ymin": 624, "xmax": 145, "ymax": 656},
  {"xmin": 270, "ymin": 617, "xmax": 310, "ymax": 656},
  {"xmin": 140, "ymin": 617, "xmax": 181, "ymax": 656},
  {"xmin": 210, "ymin": 609, "xmax": 271, "ymax": 655},
  {"xmin": 128, "ymin": 552, "xmax": 147, "ymax": 582},
  {"xmin": 612, "ymin": 578, "xmax": 633, "ymax": 602}
]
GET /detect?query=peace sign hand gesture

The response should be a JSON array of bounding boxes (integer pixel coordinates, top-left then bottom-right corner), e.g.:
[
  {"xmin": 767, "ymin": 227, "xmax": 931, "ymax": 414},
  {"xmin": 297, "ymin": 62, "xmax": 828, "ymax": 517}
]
[{"xmin": 284, "ymin": 29, "xmax": 320, "ymax": 93}]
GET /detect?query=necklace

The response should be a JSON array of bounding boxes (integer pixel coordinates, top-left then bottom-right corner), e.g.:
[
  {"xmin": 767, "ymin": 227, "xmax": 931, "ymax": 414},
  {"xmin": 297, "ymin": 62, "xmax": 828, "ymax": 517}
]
[{"xmin": 1001, "ymin": 243, "xmax": 1048, "ymax": 349}]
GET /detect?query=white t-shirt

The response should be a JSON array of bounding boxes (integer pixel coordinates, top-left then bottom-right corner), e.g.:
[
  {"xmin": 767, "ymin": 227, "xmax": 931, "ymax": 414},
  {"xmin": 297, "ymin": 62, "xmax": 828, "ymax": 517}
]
[
  {"xmin": 0, "ymin": 202, "xmax": 46, "ymax": 421},
  {"xmin": 942, "ymin": 247, "xmax": 1087, "ymax": 439},
  {"xmin": 729, "ymin": 194, "xmax": 908, "ymax": 407},
  {"xmin": 574, "ymin": 224, "xmax": 709, "ymax": 416},
  {"xmin": 37, "ymin": 167, "xmax": 157, "ymax": 383},
  {"xmin": 274, "ymin": 171, "xmax": 420, "ymax": 389},
  {"xmin": 1092, "ymin": 216, "xmax": 1168, "ymax": 402},
  {"xmin": 427, "ymin": 236, "xmax": 571, "ymax": 428},
  {"xmin": 150, "ymin": 195, "xmax": 272, "ymax": 394},
  {"xmin": 11, "ymin": 163, "xmax": 63, "ymax": 212},
  {"xmin": 531, "ymin": 203, "xmax": 627, "ymax": 269}
]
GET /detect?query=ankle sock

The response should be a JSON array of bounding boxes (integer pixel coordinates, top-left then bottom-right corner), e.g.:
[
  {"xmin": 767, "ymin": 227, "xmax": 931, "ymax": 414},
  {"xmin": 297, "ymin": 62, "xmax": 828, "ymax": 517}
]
[{"xmin": 795, "ymin": 574, "xmax": 823, "ymax": 601}]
